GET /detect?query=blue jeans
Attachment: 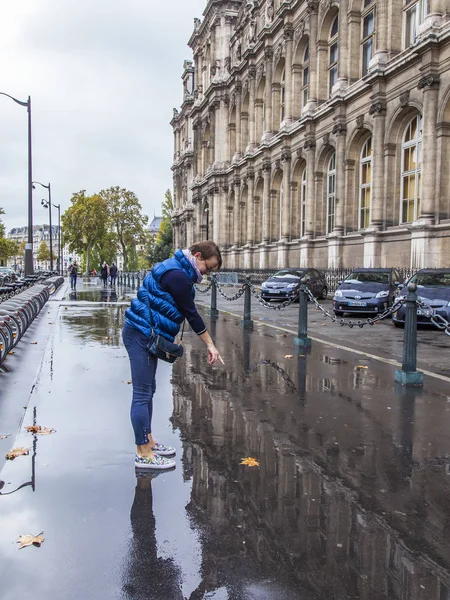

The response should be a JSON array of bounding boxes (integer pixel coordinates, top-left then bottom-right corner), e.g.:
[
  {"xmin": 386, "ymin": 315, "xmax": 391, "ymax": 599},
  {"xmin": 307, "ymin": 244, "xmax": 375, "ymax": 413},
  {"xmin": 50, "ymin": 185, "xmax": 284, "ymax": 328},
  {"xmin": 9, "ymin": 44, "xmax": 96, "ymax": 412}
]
[{"xmin": 122, "ymin": 322, "xmax": 158, "ymax": 446}]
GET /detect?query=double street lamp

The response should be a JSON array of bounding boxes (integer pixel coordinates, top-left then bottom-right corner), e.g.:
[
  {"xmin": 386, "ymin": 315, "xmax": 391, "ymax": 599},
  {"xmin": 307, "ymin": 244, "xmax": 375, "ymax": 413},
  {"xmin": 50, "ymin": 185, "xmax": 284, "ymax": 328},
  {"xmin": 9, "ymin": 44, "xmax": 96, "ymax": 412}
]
[
  {"xmin": 33, "ymin": 181, "xmax": 60, "ymax": 274},
  {"xmin": 0, "ymin": 92, "xmax": 33, "ymax": 276}
]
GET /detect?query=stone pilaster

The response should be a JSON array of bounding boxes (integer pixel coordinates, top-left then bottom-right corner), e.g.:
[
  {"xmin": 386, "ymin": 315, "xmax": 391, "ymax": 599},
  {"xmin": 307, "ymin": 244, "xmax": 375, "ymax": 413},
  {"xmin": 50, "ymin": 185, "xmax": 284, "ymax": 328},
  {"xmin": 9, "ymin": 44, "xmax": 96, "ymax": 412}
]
[
  {"xmin": 369, "ymin": 101, "xmax": 387, "ymax": 229},
  {"xmin": 282, "ymin": 25, "xmax": 294, "ymax": 126},
  {"xmin": 281, "ymin": 147, "xmax": 291, "ymax": 240},
  {"xmin": 233, "ymin": 83, "xmax": 242, "ymax": 162},
  {"xmin": 233, "ymin": 177, "xmax": 241, "ymax": 247},
  {"xmin": 304, "ymin": 138, "xmax": 316, "ymax": 239},
  {"xmin": 263, "ymin": 47, "xmax": 274, "ymax": 141},
  {"xmin": 246, "ymin": 170, "xmax": 255, "ymax": 245},
  {"xmin": 306, "ymin": 0, "xmax": 318, "ymax": 108},
  {"xmin": 332, "ymin": 123, "xmax": 346, "ymax": 234},
  {"xmin": 246, "ymin": 66, "xmax": 257, "ymax": 153},
  {"xmin": 417, "ymin": 74, "xmax": 439, "ymax": 224}
]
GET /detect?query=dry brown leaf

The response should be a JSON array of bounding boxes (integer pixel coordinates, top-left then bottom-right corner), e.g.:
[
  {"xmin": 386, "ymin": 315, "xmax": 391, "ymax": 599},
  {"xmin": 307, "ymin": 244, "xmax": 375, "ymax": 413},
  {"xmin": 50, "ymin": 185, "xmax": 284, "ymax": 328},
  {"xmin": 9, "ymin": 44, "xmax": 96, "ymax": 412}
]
[
  {"xmin": 48, "ymin": 322, "xmax": 54, "ymax": 325},
  {"xmin": 356, "ymin": 365, "xmax": 368, "ymax": 370},
  {"xmin": 104, "ymin": 336, "xmax": 111, "ymax": 341},
  {"xmin": 284, "ymin": 355, "xmax": 293, "ymax": 359},
  {"xmin": 16, "ymin": 532, "xmax": 44, "ymax": 549},
  {"xmin": 240, "ymin": 457, "xmax": 260, "ymax": 467},
  {"xmin": 322, "ymin": 323, "xmax": 327, "ymax": 326},
  {"xmin": 0, "ymin": 434, "xmax": 11, "ymax": 440},
  {"xmin": 8, "ymin": 351, "xmax": 15, "ymax": 355},
  {"xmin": 25, "ymin": 425, "xmax": 56, "ymax": 435},
  {"xmin": 30, "ymin": 342, "xmax": 38, "ymax": 345},
  {"xmin": 122, "ymin": 380, "xmax": 132, "ymax": 385},
  {"xmin": 6, "ymin": 447, "xmax": 30, "ymax": 460}
]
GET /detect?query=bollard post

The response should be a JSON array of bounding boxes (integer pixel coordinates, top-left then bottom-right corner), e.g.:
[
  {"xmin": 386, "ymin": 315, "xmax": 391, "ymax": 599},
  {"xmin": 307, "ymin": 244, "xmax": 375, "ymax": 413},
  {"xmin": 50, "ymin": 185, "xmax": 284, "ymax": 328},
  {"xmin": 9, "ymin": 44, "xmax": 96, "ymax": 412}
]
[
  {"xmin": 395, "ymin": 282, "xmax": 423, "ymax": 386},
  {"xmin": 210, "ymin": 275, "xmax": 219, "ymax": 318},
  {"xmin": 137, "ymin": 273, "xmax": 141, "ymax": 288},
  {"xmin": 293, "ymin": 278, "xmax": 312, "ymax": 348},
  {"xmin": 240, "ymin": 277, "xmax": 253, "ymax": 330},
  {"xmin": 127, "ymin": 273, "xmax": 130, "ymax": 287}
]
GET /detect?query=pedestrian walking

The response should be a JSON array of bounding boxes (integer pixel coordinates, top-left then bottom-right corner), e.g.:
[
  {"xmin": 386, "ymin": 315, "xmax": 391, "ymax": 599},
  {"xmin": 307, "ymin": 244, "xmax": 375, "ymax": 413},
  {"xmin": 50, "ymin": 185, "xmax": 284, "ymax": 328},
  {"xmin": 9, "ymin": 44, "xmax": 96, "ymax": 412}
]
[
  {"xmin": 68, "ymin": 261, "xmax": 78, "ymax": 289},
  {"xmin": 110, "ymin": 262, "xmax": 118, "ymax": 286},
  {"xmin": 123, "ymin": 241, "xmax": 224, "ymax": 470},
  {"xmin": 100, "ymin": 262, "xmax": 109, "ymax": 287}
]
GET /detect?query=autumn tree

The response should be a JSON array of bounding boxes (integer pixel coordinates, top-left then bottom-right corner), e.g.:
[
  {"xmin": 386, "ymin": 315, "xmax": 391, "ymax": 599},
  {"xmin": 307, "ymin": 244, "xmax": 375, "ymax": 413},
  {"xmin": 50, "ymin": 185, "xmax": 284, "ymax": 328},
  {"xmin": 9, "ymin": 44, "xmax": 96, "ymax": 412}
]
[
  {"xmin": 99, "ymin": 186, "xmax": 148, "ymax": 272},
  {"xmin": 36, "ymin": 241, "xmax": 54, "ymax": 262},
  {"xmin": 62, "ymin": 191, "xmax": 109, "ymax": 275}
]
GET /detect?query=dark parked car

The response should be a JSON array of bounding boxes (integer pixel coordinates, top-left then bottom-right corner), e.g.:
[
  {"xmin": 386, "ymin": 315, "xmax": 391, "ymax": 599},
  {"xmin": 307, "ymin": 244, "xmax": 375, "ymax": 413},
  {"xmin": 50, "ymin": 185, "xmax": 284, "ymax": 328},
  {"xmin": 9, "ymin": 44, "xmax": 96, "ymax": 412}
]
[
  {"xmin": 260, "ymin": 268, "xmax": 327, "ymax": 302},
  {"xmin": 392, "ymin": 268, "xmax": 450, "ymax": 327},
  {"xmin": 333, "ymin": 268, "xmax": 403, "ymax": 316}
]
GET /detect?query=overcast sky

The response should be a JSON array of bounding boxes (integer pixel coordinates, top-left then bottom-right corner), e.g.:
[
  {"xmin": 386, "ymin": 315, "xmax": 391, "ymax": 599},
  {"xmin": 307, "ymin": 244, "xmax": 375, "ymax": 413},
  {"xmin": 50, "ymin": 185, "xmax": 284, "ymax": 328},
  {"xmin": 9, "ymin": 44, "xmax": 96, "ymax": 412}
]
[{"xmin": 0, "ymin": 0, "xmax": 205, "ymax": 230}]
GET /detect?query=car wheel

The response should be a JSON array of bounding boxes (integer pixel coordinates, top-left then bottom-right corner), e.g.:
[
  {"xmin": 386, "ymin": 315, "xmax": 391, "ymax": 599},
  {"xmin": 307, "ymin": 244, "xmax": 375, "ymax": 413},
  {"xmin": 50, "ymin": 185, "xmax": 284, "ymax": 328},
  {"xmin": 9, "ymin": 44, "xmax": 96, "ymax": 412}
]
[
  {"xmin": 393, "ymin": 321, "xmax": 404, "ymax": 328},
  {"xmin": 318, "ymin": 286, "xmax": 328, "ymax": 300},
  {"xmin": 334, "ymin": 311, "xmax": 344, "ymax": 317}
]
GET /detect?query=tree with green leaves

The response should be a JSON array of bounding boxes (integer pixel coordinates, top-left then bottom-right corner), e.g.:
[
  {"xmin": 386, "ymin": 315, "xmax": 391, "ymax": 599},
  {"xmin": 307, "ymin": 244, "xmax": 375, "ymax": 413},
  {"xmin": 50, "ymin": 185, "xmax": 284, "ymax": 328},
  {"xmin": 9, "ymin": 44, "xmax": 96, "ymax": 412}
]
[
  {"xmin": 0, "ymin": 207, "xmax": 17, "ymax": 266},
  {"xmin": 62, "ymin": 191, "xmax": 109, "ymax": 275},
  {"xmin": 99, "ymin": 186, "xmax": 148, "ymax": 272},
  {"xmin": 146, "ymin": 189, "xmax": 173, "ymax": 267}
]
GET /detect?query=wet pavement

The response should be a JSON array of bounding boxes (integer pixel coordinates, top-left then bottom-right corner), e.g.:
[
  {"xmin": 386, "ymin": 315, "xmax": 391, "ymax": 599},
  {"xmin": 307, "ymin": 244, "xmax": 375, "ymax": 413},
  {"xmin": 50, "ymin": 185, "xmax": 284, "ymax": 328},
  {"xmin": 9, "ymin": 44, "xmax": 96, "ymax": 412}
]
[
  {"xmin": 195, "ymin": 288, "xmax": 450, "ymax": 377},
  {"xmin": 1, "ymin": 279, "xmax": 450, "ymax": 599}
]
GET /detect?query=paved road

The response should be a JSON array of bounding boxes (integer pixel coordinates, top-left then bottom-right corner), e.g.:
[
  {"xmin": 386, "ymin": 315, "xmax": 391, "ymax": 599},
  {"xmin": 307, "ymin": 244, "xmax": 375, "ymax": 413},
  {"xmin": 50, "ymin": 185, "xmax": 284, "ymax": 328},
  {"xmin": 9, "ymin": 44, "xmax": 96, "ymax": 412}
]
[
  {"xmin": 195, "ymin": 286, "xmax": 450, "ymax": 378},
  {"xmin": 0, "ymin": 279, "xmax": 450, "ymax": 599}
]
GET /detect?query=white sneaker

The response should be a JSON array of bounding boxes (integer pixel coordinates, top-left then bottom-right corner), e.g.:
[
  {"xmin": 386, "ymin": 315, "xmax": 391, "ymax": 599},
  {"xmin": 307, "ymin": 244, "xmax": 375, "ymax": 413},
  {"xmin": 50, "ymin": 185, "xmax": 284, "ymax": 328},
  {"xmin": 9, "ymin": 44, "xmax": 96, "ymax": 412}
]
[{"xmin": 135, "ymin": 454, "xmax": 176, "ymax": 470}]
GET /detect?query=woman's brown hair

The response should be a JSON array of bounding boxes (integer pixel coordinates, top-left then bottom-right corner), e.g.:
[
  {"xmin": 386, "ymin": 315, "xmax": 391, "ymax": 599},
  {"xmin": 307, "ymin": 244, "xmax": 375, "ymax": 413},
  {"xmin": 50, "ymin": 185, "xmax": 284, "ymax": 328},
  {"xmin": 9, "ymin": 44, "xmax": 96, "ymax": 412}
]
[{"xmin": 189, "ymin": 241, "xmax": 222, "ymax": 270}]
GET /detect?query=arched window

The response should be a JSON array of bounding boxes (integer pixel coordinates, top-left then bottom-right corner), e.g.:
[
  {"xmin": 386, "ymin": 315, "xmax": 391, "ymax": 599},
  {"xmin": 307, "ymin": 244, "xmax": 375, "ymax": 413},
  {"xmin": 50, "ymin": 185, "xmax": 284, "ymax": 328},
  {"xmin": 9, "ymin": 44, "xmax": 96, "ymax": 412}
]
[
  {"xmin": 401, "ymin": 115, "xmax": 422, "ymax": 223},
  {"xmin": 328, "ymin": 16, "xmax": 339, "ymax": 96},
  {"xmin": 302, "ymin": 44, "xmax": 310, "ymax": 108},
  {"xmin": 280, "ymin": 68, "xmax": 286, "ymax": 123},
  {"xmin": 327, "ymin": 153, "xmax": 336, "ymax": 234},
  {"xmin": 361, "ymin": 4, "xmax": 375, "ymax": 76},
  {"xmin": 404, "ymin": 0, "xmax": 427, "ymax": 47},
  {"xmin": 359, "ymin": 137, "xmax": 372, "ymax": 229},
  {"xmin": 300, "ymin": 168, "xmax": 307, "ymax": 236}
]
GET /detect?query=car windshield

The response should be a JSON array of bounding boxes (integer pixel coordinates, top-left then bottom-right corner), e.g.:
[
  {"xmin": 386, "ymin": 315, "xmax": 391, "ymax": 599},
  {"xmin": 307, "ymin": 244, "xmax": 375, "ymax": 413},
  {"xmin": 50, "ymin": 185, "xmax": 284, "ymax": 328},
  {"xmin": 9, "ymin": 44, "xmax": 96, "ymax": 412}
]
[
  {"xmin": 273, "ymin": 269, "xmax": 305, "ymax": 279},
  {"xmin": 344, "ymin": 272, "xmax": 389, "ymax": 284},
  {"xmin": 410, "ymin": 273, "xmax": 450, "ymax": 287}
]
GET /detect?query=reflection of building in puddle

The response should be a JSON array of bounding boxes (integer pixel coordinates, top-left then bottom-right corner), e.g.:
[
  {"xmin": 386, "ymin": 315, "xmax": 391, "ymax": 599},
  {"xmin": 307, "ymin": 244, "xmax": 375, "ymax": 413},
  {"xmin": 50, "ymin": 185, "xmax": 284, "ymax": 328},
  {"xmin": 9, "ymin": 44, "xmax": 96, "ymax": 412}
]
[
  {"xmin": 61, "ymin": 306, "xmax": 126, "ymax": 346},
  {"xmin": 172, "ymin": 342, "xmax": 450, "ymax": 599}
]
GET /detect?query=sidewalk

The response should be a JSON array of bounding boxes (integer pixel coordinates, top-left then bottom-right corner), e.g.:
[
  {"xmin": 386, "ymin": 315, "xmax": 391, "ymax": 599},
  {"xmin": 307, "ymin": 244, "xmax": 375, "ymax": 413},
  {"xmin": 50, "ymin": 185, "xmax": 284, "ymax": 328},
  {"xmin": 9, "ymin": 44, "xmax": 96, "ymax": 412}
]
[{"xmin": 0, "ymin": 292, "xmax": 449, "ymax": 599}]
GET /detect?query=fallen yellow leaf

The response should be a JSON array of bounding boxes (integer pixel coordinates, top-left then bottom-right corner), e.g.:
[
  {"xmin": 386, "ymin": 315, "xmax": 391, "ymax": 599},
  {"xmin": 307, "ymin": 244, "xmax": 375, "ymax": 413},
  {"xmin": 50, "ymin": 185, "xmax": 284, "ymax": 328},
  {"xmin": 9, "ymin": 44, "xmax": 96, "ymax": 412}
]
[
  {"xmin": 25, "ymin": 425, "xmax": 56, "ymax": 435},
  {"xmin": 240, "ymin": 457, "xmax": 260, "ymax": 467},
  {"xmin": 6, "ymin": 447, "xmax": 30, "ymax": 460},
  {"xmin": 30, "ymin": 342, "xmax": 38, "ymax": 345},
  {"xmin": 284, "ymin": 355, "xmax": 293, "ymax": 359},
  {"xmin": 356, "ymin": 365, "xmax": 368, "ymax": 370},
  {"xmin": 16, "ymin": 532, "xmax": 44, "ymax": 549},
  {"xmin": 8, "ymin": 351, "xmax": 15, "ymax": 355},
  {"xmin": 122, "ymin": 380, "xmax": 132, "ymax": 385}
]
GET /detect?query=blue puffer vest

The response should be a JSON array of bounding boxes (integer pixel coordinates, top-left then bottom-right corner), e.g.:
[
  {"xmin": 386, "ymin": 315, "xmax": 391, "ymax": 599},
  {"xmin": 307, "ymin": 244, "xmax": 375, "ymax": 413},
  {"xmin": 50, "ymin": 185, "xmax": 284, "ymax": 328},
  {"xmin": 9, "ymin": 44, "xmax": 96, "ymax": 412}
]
[{"xmin": 124, "ymin": 250, "xmax": 197, "ymax": 341}]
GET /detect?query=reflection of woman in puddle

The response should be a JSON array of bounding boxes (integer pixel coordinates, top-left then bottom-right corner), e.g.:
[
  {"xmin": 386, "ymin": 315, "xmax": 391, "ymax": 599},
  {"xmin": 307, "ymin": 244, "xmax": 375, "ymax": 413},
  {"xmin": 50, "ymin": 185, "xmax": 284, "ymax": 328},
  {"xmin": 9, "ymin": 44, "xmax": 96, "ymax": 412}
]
[{"xmin": 122, "ymin": 472, "xmax": 184, "ymax": 599}]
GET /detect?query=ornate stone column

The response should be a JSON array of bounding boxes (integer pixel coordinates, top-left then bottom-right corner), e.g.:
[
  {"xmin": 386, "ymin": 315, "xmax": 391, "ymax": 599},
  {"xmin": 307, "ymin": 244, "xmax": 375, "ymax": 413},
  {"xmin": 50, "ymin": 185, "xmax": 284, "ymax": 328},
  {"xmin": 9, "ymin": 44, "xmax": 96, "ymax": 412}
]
[
  {"xmin": 281, "ymin": 147, "xmax": 292, "ymax": 240},
  {"xmin": 283, "ymin": 25, "xmax": 294, "ymax": 126},
  {"xmin": 212, "ymin": 185, "xmax": 221, "ymax": 244},
  {"xmin": 263, "ymin": 47, "xmax": 273, "ymax": 141},
  {"xmin": 247, "ymin": 66, "xmax": 257, "ymax": 153},
  {"xmin": 369, "ymin": 101, "xmax": 386, "ymax": 229},
  {"xmin": 233, "ymin": 177, "xmax": 241, "ymax": 247},
  {"xmin": 234, "ymin": 82, "xmax": 242, "ymax": 162},
  {"xmin": 369, "ymin": 0, "xmax": 388, "ymax": 69},
  {"xmin": 304, "ymin": 139, "xmax": 316, "ymax": 239},
  {"xmin": 305, "ymin": 0, "xmax": 318, "ymax": 110},
  {"xmin": 418, "ymin": 74, "xmax": 439, "ymax": 224},
  {"xmin": 262, "ymin": 160, "xmax": 271, "ymax": 243},
  {"xmin": 332, "ymin": 123, "xmax": 347, "ymax": 234},
  {"xmin": 246, "ymin": 169, "xmax": 255, "ymax": 245}
]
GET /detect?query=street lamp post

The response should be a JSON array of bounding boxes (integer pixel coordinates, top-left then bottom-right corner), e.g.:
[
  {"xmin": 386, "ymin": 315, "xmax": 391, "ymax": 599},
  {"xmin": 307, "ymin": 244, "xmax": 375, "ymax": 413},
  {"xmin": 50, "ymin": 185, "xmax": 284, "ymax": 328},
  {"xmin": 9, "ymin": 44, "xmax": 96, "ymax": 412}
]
[
  {"xmin": 34, "ymin": 181, "xmax": 53, "ymax": 272},
  {"xmin": 0, "ymin": 92, "xmax": 33, "ymax": 275}
]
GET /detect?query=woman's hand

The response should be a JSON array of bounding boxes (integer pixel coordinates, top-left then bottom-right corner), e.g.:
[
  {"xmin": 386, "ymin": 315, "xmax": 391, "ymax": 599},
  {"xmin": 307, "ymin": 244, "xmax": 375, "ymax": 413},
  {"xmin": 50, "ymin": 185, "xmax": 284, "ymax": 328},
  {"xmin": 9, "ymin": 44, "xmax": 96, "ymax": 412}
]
[{"xmin": 207, "ymin": 343, "xmax": 224, "ymax": 365}]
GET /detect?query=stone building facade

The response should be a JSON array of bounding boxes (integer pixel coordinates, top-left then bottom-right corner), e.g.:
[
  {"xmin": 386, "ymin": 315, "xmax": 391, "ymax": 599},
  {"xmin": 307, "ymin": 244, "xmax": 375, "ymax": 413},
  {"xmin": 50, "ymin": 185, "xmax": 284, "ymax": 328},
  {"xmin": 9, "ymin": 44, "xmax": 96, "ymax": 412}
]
[{"xmin": 171, "ymin": 0, "xmax": 450, "ymax": 269}]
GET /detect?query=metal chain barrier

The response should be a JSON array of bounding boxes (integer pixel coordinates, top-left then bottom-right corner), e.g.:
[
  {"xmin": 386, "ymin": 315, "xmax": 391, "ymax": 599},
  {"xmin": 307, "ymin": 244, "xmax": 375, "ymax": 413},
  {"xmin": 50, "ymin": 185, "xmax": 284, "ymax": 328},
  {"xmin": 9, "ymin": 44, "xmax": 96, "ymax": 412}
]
[
  {"xmin": 303, "ymin": 285, "xmax": 406, "ymax": 327},
  {"xmin": 194, "ymin": 280, "xmax": 213, "ymax": 294},
  {"xmin": 247, "ymin": 280, "xmax": 300, "ymax": 310},
  {"xmin": 247, "ymin": 359, "xmax": 297, "ymax": 391},
  {"xmin": 416, "ymin": 299, "xmax": 450, "ymax": 337},
  {"xmin": 213, "ymin": 277, "xmax": 247, "ymax": 302}
]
